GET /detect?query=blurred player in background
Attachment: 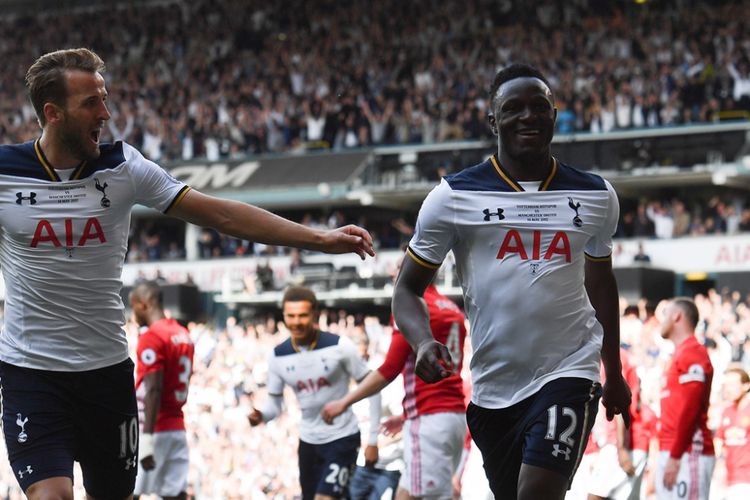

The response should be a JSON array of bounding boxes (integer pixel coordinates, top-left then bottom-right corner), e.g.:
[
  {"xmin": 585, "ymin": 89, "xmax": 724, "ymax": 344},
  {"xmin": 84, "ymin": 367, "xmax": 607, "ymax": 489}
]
[
  {"xmin": 322, "ymin": 273, "xmax": 467, "ymax": 500},
  {"xmin": 656, "ymin": 298, "xmax": 714, "ymax": 499},
  {"xmin": 347, "ymin": 334, "xmax": 404, "ymax": 500},
  {"xmin": 587, "ymin": 348, "xmax": 651, "ymax": 500},
  {"xmin": 0, "ymin": 48, "xmax": 374, "ymax": 500},
  {"xmin": 391, "ymin": 63, "xmax": 631, "ymax": 500},
  {"xmin": 716, "ymin": 365, "xmax": 750, "ymax": 500},
  {"xmin": 248, "ymin": 286, "xmax": 381, "ymax": 500},
  {"xmin": 130, "ymin": 280, "xmax": 194, "ymax": 500}
]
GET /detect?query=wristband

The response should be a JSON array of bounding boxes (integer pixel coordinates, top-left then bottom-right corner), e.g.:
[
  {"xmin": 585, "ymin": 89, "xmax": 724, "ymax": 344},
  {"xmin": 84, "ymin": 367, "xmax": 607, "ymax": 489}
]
[{"xmin": 139, "ymin": 433, "xmax": 155, "ymax": 460}]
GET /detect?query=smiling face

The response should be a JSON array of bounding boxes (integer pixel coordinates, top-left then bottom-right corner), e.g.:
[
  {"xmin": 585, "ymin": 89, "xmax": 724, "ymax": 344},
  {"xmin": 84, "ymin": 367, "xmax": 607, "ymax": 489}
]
[
  {"xmin": 53, "ymin": 69, "xmax": 111, "ymax": 161},
  {"xmin": 283, "ymin": 300, "xmax": 318, "ymax": 345},
  {"xmin": 488, "ymin": 77, "xmax": 556, "ymax": 164}
]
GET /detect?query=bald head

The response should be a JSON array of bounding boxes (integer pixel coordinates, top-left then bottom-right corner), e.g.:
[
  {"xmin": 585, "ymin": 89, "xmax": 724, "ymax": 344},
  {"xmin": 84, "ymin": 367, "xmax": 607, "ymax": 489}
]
[
  {"xmin": 130, "ymin": 281, "xmax": 163, "ymax": 307},
  {"xmin": 129, "ymin": 280, "xmax": 164, "ymax": 326}
]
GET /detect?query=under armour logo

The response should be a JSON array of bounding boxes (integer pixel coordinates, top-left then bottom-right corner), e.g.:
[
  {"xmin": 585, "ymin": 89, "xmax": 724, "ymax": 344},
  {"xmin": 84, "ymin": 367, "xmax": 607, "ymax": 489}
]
[
  {"xmin": 552, "ymin": 443, "xmax": 571, "ymax": 461},
  {"xmin": 124, "ymin": 456, "xmax": 137, "ymax": 470},
  {"xmin": 15, "ymin": 192, "xmax": 36, "ymax": 205},
  {"xmin": 286, "ymin": 365, "xmax": 295, "ymax": 372},
  {"xmin": 17, "ymin": 465, "xmax": 33, "ymax": 478},
  {"xmin": 530, "ymin": 262, "xmax": 540, "ymax": 275},
  {"xmin": 16, "ymin": 413, "xmax": 28, "ymax": 443},
  {"xmin": 94, "ymin": 178, "xmax": 110, "ymax": 208},
  {"xmin": 482, "ymin": 208, "xmax": 505, "ymax": 221},
  {"xmin": 568, "ymin": 197, "xmax": 582, "ymax": 227}
]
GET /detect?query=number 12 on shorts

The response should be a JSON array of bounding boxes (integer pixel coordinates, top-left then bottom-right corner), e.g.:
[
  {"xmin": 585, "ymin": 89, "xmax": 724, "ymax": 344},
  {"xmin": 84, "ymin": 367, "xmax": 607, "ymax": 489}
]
[{"xmin": 544, "ymin": 404, "xmax": 577, "ymax": 457}]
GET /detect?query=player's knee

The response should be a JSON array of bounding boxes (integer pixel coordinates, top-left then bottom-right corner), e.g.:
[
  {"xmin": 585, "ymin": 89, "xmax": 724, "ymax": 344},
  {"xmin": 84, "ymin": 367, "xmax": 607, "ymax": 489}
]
[
  {"xmin": 25, "ymin": 479, "xmax": 74, "ymax": 500},
  {"xmin": 517, "ymin": 464, "xmax": 567, "ymax": 500}
]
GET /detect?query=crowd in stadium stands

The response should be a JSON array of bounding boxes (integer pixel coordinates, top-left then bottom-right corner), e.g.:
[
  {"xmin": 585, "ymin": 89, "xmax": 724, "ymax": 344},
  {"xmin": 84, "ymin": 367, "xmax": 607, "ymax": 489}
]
[
  {"xmin": 1, "ymin": 0, "xmax": 750, "ymax": 161},
  {"xmin": 618, "ymin": 197, "xmax": 750, "ymax": 239},
  {"xmin": 3, "ymin": 287, "xmax": 750, "ymax": 498}
]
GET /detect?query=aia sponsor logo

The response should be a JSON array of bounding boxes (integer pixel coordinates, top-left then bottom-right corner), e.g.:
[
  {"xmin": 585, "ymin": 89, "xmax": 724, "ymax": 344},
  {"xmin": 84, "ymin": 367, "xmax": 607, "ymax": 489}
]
[
  {"xmin": 30, "ymin": 217, "xmax": 107, "ymax": 248},
  {"xmin": 296, "ymin": 377, "xmax": 332, "ymax": 393},
  {"xmin": 495, "ymin": 229, "xmax": 571, "ymax": 263}
]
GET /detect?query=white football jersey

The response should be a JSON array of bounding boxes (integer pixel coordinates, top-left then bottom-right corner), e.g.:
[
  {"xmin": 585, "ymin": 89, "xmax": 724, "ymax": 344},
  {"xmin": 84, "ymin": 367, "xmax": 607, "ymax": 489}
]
[
  {"xmin": 0, "ymin": 140, "xmax": 189, "ymax": 370},
  {"xmin": 408, "ymin": 156, "xmax": 619, "ymax": 409},
  {"xmin": 266, "ymin": 332, "xmax": 370, "ymax": 444}
]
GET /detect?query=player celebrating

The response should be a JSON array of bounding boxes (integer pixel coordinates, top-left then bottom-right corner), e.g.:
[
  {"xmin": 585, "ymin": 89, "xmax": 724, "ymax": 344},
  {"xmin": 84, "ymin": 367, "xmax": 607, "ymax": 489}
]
[
  {"xmin": 656, "ymin": 297, "xmax": 715, "ymax": 499},
  {"xmin": 129, "ymin": 281, "xmax": 194, "ymax": 500},
  {"xmin": 391, "ymin": 63, "xmax": 631, "ymax": 500},
  {"xmin": 0, "ymin": 48, "xmax": 373, "ymax": 499},
  {"xmin": 248, "ymin": 286, "xmax": 381, "ymax": 500},
  {"xmin": 321, "ymin": 278, "xmax": 467, "ymax": 499},
  {"xmin": 716, "ymin": 366, "xmax": 750, "ymax": 500}
]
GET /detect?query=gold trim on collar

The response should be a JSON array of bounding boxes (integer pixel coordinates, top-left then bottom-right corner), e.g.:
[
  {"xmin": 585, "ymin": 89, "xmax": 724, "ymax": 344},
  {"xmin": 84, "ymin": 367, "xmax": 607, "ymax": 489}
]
[
  {"xmin": 540, "ymin": 158, "xmax": 557, "ymax": 191},
  {"xmin": 489, "ymin": 155, "xmax": 558, "ymax": 192},
  {"xmin": 291, "ymin": 331, "xmax": 320, "ymax": 352},
  {"xmin": 33, "ymin": 140, "xmax": 61, "ymax": 181},
  {"xmin": 490, "ymin": 155, "xmax": 522, "ymax": 192},
  {"xmin": 71, "ymin": 161, "xmax": 89, "ymax": 181}
]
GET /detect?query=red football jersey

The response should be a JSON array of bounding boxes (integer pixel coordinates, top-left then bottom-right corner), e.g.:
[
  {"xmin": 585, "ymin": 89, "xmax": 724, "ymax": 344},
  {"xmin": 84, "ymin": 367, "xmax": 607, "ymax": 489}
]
[
  {"xmin": 585, "ymin": 348, "xmax": 647, "ymax": 453},
  {"xmin": 136, "ymin": 318, "xmax": 195, "ymax": 432},
  {"xmin": 659, "ymin": 336, "xmax": 714, "ymax": 458},
  {"xmin": 716, "ymin": 396, "xmax": 750, "ymax": 485},
  {"xmin": 379, "ymin": 285, "xmax": 467, "ymax": 419},
  {"xmin": 601, "ymin": 349, "xmax": 652, "ymax": 449}
]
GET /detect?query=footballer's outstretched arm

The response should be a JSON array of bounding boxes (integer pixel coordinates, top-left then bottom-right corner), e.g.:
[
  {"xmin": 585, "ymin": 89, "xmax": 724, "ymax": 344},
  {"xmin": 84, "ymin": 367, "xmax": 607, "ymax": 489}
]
[{"xmin": 168, "ymin": 189, "xmax": 374, "ymax": 259}]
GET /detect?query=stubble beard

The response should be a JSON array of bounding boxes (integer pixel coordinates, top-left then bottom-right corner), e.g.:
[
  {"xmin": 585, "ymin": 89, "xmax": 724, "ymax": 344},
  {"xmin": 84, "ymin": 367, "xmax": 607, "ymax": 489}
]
[{"xmin": 59, "ymin": 123, "xmax": 100, "ymax": 162}]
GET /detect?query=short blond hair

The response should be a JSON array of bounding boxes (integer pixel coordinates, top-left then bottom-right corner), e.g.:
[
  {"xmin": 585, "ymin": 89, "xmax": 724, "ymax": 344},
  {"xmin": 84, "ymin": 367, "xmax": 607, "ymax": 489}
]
[{"xmin": 25, "ymin": 48, "xmax": 105, "ymax": 126}]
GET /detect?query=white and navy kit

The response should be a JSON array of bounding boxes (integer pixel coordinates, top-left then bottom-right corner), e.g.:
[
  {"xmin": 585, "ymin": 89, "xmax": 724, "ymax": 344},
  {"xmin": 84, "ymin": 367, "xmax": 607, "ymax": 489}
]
[
  {"xmin": 262, "ymin": 331, "xmax": 374, "ymax": 499},
  {"xmin": 0, "ymin": 139, "xmax": 189, "ymax": 371},
  {"xmin": 0, "ymin": 139, "xmax": 189, "ymax": 495},
  {"xmin": 408, "ymin": 156, "xmax": 616, "ymax": 497},
  {"xmin": 265, "ymin": 331, "xmax": 371, "ymax": 444},
  {"xmin": 408, "ymin": 155, "xmax": 619, "ymax": 409}
]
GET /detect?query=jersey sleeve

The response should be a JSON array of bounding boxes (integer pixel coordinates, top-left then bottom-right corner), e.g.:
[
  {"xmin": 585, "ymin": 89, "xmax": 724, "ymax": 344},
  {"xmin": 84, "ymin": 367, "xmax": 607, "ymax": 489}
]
[
  {"xmin": 266, "ymin": 354, "xmax": 285, "ymax": 397},
  {"xmin": 377, "ymin": 330, "xmax": 412, "ymax": 381},
  {"xmin": 137, "ymin": 332, "xmax": 166, "ymax": 376},
  {"xmin": 584, "ymin": 179, "xmax": 619, "ymax": 258},
  {"xmin": 407, "ymin": 179, "xmax": 458, "ymax": 268},
  {"xmin": 340, "ymin": 335, "xmax": 371, "ymax": 382},
  {"xmin": 123, "ymin": 142, "xmax": 190, "ymax": 213}
]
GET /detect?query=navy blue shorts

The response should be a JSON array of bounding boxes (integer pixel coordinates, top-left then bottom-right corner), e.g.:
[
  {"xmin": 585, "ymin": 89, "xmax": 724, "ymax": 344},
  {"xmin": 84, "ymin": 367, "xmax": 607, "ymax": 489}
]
[
  {"xmin": 0, "ymin": 359, "xmax": 138, "ymax": 496},
  {"xmin": 298, "ymin": 432, "xmax": 360, "ymax": 499},
  {"xmin": 466, "ymin": 377, "xmax": 601, "ymax": 499}
]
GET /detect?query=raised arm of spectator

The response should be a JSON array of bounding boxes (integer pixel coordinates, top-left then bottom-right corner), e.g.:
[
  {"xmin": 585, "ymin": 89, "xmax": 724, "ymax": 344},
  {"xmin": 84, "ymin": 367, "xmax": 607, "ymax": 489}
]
[{"xmin": 168, "ymin": 189, "xmax": 374, "ymax": 259}]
